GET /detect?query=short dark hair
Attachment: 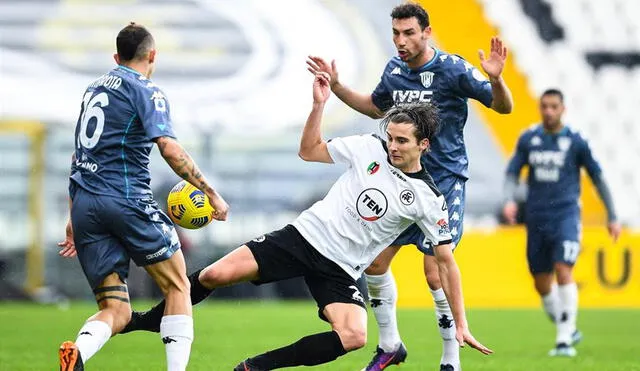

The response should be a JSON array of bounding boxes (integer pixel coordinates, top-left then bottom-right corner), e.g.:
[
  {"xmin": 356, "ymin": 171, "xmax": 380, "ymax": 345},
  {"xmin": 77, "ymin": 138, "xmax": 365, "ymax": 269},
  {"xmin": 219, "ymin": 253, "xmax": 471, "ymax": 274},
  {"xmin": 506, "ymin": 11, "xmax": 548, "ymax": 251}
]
[
  {"xmin": 380, "ymin": 103, "xmax": 440, "ymax": 144},
  {"xmin": 391, "ymin": 3, "xmax": 430, "ymax": 30},
  {"xmin": 541, "ymin": 88, "xmax": 564, "ymax": 102},
  {"xmin": 116, "ymin": 22, "xmax": 155, "ymax": 62}
]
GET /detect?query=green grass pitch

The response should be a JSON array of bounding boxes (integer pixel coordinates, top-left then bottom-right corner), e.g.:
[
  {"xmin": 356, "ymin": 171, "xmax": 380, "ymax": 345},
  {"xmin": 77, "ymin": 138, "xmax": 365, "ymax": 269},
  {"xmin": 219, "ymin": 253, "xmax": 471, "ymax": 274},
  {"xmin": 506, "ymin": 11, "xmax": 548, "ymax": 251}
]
[{"xmin": 0, "ymin": 301, "xmax": 638, "ymax": 370}]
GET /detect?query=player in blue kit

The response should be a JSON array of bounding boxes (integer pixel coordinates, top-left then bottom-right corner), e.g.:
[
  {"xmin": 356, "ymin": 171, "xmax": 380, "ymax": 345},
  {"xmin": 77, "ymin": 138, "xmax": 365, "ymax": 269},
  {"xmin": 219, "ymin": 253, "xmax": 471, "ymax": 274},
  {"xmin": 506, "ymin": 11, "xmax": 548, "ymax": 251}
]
[
  {"xmin": 56, "ymin": 23, "xmax": 228, "ymax": 371},
  {"xmin": 502, "ymin": 89, "xmax": 621, "ymax": 357},
  {"xmin": 307, "ymin": 3, "xmax": 513, "ymax": 370}
]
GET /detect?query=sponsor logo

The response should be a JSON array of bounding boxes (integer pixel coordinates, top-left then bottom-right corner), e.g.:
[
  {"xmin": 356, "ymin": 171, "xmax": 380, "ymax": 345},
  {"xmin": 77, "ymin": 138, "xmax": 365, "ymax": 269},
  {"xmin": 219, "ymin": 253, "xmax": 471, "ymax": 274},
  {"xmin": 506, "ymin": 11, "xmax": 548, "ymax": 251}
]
[
  {"xmin": 437, "ymin": 218, "xmax": 450, "ymax": 235},
  {"xmin": 472, "ymin": 68, "xmax": 487, "ymax": 81},
  {"xmin": 389, "ymin": 167, "xmax": 407, "ymax": 182},
  {"xmin": 162, "ymin": 337, "xmax": 176, "ymax": 344},
  {"xmin": 189, "ymin": 190, "xmax": 206, "ymax": 208},
  {"xmin": 392, "ymin": 90, "xmax": 433, "ymax": 103},
  {"xmin": 420, "ymin": 71, "xmax": 434, "ymax": 88},
  {"xmin": 252, "ymin": 235, "xmax": 266, "ymax": 243},
  {"xmin": 146, "ymin": 246, "xmax": 169, "ymax": 260},
  {"xmin": 367, "ymin": 161, "xmax": 380, "ymax": 175},
  {"xmin": 356, "ymin": 188, "xmax": 388, "ymax": 222},
  {"xmin": 400, "ymin": 189, "xmax": 415, "ymax": 205},
  {"xmin": 349, "ymin": 285, "xmax": 364, "ymax": 303},
  {"xmin": 438, "ymin": 314, "xmax": 453, "ymax": 329}
]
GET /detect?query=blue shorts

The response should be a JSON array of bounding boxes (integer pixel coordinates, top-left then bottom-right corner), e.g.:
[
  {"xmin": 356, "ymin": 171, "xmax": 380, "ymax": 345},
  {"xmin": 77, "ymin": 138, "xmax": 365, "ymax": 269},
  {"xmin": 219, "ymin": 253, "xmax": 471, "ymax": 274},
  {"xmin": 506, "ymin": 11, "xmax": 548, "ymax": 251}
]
[
  {"xmin": 70, "ymin": 183, "xmax": 180, "ymax": 289},
  {"xmin": 526, "ymin": 214, "xmax": 581, "ymax": 274},
  {"xmin": 392, "ymin": 175, "xmax": 465, "ymax": 255}
]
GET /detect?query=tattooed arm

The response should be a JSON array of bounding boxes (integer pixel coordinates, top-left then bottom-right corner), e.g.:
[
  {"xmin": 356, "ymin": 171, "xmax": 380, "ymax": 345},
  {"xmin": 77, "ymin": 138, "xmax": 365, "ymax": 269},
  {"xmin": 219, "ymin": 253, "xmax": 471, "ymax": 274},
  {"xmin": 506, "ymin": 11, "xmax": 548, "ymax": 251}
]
[{"xmin": 155, "ymin": 136, "xmax": 229, "ymax": 220}]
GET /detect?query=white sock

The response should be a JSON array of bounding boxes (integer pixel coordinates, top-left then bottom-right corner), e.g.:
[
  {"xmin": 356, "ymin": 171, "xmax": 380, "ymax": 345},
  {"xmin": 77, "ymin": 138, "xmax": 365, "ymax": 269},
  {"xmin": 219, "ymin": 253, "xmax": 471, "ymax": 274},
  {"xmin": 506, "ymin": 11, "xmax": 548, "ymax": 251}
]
[
  {"xmin": 160, "ymin": 315, "xmax": 194, "ymax": 371},
  {"xmin": 431, "ymin": 288, "xmax": 459, "ymax": 366},
  {"xmin": 541, "ymin": 284, "xmax": 559, "ymax": 323},
  {"xmin": 75, "ymin": 320, "xmax": 112, "ymax": 364},
  {"xmin": 556, "ymin": 283, "xmax": 578, "ymax": 345},
  {"xmin": 366, "ymin": 271, "xmax": 402, "ymax": 353}
]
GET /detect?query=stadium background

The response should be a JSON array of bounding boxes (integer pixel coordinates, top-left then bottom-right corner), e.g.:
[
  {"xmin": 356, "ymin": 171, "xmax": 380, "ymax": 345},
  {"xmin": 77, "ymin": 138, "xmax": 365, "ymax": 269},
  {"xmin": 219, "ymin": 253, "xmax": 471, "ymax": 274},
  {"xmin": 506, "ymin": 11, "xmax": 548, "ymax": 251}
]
[{"xmin": 0, "ymin": 0, "xmax": 639, "ymax": 369}]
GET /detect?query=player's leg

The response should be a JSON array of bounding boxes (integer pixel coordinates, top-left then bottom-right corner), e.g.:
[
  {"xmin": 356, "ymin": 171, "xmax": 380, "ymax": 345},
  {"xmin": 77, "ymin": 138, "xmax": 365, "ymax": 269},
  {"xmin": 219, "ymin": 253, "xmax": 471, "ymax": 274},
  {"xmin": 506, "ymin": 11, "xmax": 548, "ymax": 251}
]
[
  {"xmin": 550, "ymin": 217, "xmax": 582, "ymax": 356},
  {"xmin": 107, "ymin": 196, "xmax": 194, "ymax": 371},
  {"xmin": 363, "ymin": 243, "xmax": 403, "ymax": 361},
  {"xmin": 61, "ymin": 272, "xmax": 132, "ymax": 371},
  {"xmin": 236, "ymin": 303, "xmax": 365, "ymax": 370},
  {"xmin": 143, "ymin": 250, "xmax": 194, "ymax": 371},
  {"xmin": 236, "ymin": 256, "xmax": 367, "ymax": 370},
  {"xmin": 419, "ymin": 176, "xmax": 465, "ymax": 371},
  {"xmin": 122, "ymin": 226, "xmax": 303, "ymax": 334},
  {"xmin": 527, "ymin": 224, "xmax": 559, "ymax": 323},
  {"xmin": 59, "ymin": 188, "xmax": 131, "ymax": 371},
  {"xmin": 123, "ymin": 244, "xmax": 260, "ymax": 334}
]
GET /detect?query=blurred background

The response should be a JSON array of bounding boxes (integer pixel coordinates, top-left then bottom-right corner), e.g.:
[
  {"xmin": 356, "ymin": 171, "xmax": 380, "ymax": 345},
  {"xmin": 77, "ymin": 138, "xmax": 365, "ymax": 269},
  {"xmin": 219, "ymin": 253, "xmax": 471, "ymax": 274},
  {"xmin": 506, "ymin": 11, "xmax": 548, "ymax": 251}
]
[{"xmin": 0, "ymin": 0, "xmax": 639, "ymax": 309}]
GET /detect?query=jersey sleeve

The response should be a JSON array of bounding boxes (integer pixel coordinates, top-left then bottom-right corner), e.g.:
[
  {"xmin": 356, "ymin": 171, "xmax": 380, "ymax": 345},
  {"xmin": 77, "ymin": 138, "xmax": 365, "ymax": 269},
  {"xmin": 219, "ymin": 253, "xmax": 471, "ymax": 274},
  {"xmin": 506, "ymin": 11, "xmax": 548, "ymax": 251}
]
[
  {"xmin": 132, "ymin": 82, "xmax": 177, "ymax": 140},
  {"xmin": 371, "ymin": 62, "xmax": 395, "ymax": 112},
  {"xmin": 448, "ymin": 56, "xmax": 493, "ymax": 107},
  {"xmin": 415, "ymin": 194, "xmax": 453, "ymax": 247},
  {"xmin": 326, "ymin": 134, "xmax": 371, "ymax": 167},
  {"xmin": 506, "ymin": 133, "xmax": 528, "ymax": 176},
  {"xmin": 577, "ymin": 133, "xmax": 602, "ymax": 178}
]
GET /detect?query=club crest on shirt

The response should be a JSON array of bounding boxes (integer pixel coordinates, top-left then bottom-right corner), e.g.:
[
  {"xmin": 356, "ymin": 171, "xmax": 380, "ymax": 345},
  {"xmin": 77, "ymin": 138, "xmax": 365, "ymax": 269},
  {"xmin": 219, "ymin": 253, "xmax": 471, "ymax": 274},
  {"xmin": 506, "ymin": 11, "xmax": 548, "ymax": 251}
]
[
  {"xmin": 420, "ymin": 71, "xmax": 435, "ymax": 88},
  {"xmin": 558, "ymin": 137, "xmax": 572, "ymax": 152},
  {"xmin": 367, "ymin": 161, "xmax": 380, "ymax": 175},
  {"xmin": 400, "ymin": 189, "xmax": 415, "ymax": 205}
]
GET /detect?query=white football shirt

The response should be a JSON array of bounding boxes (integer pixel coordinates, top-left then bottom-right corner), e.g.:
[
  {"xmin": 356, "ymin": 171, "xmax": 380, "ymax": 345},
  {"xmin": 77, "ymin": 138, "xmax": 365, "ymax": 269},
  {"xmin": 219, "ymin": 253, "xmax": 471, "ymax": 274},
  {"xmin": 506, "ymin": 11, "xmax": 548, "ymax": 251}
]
[{"xmin": 293, "ymin": 134, "xmax": 452, "ymax": 280}]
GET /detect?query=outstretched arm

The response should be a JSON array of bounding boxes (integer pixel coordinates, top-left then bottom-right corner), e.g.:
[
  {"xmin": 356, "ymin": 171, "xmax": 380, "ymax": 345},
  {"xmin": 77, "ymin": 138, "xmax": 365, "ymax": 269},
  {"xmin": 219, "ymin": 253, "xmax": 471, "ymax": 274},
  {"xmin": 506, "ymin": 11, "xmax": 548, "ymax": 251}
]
[
  {"xmin": 156, "ymin": 137, "xmax": 228, "ymax": 221},
  {"xmin": 298, "ymin": 71, "xmax": 334, "ymax": 163},
  {"xmin": 307, "ymin": 56, "xmax": 384, "ymax": 119},
  {"xmin": 434, "ymin": 243, "xmax": 493, "ymax": 355},
  {"xmin": 479, "ymin": 37, "xmax": 513, "ymax": 114}
]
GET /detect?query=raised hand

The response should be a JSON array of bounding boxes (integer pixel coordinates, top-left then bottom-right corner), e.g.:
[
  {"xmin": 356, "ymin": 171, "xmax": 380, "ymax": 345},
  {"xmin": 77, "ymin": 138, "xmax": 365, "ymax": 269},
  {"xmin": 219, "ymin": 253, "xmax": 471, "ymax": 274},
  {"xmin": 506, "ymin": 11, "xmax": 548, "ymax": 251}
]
[
  {"xmin": 307, "ymin": 56, "xmax": 339, "ymax": 89},
  {"xmin": 608, "ymin": 221, "xmax": 622, "ymax": 243},
  {"xmin": 457, "ymin": 326, "xmax": 493, "ymax": 355},
  {"xmin": 58, "ymin": 219, "xmax": 76, "ymax": 258},
  {"xmin": 502, "ymin": 201, "xmax": 518, "ymax": 225},
  {"xmin": 479, "ymin": 37, "xmax": 508, "ymax": 80},
  {"xmin": 312, "ymin": 71, "xmax": 331, "ymax": 104}
]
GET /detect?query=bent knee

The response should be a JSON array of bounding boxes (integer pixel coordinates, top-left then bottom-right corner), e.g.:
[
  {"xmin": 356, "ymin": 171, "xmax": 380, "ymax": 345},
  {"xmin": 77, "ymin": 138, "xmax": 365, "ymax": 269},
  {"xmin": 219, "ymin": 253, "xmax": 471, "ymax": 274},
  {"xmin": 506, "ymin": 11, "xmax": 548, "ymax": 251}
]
[
  {"xmin": 425, "ymin": 270, "xmax": 441, "ymax": 290},
  {"xmin": 365, "ymin": 262, "xmax": 388, "ymax": 275},
  {"xmin": 334, "ymin": 326, "xmax": 367, "ymax": 351},
  {"xmin": 199, "ymin": 265, "xmax": 235, "ymax": 288}
]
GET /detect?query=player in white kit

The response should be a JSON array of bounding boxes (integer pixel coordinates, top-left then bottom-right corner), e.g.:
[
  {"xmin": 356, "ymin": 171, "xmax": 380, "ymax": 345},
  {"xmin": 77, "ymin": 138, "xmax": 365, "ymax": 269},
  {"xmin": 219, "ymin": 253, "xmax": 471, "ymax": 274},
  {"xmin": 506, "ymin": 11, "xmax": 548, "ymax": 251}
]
[{"xmin": 121, "ymin": 72, "xmax": 492, "ymax": 370}]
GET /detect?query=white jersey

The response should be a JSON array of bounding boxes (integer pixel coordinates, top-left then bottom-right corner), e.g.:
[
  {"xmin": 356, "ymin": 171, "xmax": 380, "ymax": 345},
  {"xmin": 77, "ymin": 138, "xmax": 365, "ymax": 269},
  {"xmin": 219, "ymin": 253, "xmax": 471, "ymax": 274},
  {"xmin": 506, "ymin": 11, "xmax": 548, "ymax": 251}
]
[{"xmin": 293, "ymin": 134, "xmax": 452, "ymax": 280}]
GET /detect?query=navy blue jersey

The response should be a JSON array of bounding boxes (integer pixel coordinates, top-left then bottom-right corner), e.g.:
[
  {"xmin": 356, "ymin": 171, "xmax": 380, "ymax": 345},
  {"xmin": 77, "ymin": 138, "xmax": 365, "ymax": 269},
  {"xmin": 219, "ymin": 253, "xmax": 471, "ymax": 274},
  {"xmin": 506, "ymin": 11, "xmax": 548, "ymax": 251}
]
[
  {"xmin": 371, "ymin": 50, "xmax": 493, "ymax": 180},
  {"xmin": 71, "ymin": 65, "xmax": 176, "ymax": 199},
  {"xmin": 506, "ymin": 124, "xmax": 603, "ymax": 217}
]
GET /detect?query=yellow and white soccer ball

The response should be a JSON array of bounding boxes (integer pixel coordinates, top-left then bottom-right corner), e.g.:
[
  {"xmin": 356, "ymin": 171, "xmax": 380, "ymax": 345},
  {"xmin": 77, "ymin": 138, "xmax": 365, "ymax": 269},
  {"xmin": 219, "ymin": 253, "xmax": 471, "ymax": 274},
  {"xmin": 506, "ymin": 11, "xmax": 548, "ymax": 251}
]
[{"xmin": 167, "ymin": 180, "xmax": 214, "ymax": 229}]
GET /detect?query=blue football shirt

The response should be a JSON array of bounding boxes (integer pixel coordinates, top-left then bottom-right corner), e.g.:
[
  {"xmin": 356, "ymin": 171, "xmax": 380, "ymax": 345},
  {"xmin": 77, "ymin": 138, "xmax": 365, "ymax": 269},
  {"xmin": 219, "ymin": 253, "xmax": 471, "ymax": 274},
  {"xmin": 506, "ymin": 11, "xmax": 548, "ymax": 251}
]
[
  {"xmin": 506, "ymin": 125, "xmax": 603, "ymax": 218},
  {"xmin": 371, "ymin": 50, "xmax": 493, "ymax": 181},
  {"xmin": 71, "ymin": 65, "xmax": 176, "ymax": 198}
]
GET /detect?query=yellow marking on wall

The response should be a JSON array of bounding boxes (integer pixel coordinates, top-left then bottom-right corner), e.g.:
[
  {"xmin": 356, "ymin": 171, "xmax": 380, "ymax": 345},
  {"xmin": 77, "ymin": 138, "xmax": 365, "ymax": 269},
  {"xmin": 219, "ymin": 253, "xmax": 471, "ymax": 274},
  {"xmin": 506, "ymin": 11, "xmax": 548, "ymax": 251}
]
[{"xmin": 392, "ymin": 227, "xmax": 640, "ymax": 308}]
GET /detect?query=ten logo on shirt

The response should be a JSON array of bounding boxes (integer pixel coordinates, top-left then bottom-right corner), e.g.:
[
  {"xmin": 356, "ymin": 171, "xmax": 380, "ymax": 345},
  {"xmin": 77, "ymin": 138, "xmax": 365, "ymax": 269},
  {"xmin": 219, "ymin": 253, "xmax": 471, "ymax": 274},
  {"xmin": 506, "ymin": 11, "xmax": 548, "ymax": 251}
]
[{"xmin": 356, "ymin": 188, "xmax": 388, "ymax": 221}]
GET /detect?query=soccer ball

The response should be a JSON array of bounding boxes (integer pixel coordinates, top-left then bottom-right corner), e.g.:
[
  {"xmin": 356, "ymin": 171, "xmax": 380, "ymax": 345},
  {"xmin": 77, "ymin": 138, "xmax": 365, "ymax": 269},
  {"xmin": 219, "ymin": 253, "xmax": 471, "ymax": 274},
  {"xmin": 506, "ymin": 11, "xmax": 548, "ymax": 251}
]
[{"xmin": 167, "ymin": 180, "xmax": 214, "ymax": 229}]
